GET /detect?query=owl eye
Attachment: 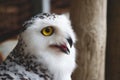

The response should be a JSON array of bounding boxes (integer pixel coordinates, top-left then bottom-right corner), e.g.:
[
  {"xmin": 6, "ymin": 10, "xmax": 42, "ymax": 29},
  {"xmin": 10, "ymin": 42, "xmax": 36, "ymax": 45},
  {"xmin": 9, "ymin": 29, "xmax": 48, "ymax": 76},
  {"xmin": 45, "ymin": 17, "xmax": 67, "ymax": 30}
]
[{"xmin": 41, "ymin": 26, "xmax": 54, "ymax": 36}]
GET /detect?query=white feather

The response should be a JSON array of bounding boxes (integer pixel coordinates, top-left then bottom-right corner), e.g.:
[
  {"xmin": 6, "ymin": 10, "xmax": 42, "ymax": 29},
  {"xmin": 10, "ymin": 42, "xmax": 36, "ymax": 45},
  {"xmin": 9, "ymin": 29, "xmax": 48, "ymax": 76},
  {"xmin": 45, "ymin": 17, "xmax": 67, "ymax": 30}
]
[{"xmin": 20, "ymin": 14, "xmax": 76, "ymax": 80}]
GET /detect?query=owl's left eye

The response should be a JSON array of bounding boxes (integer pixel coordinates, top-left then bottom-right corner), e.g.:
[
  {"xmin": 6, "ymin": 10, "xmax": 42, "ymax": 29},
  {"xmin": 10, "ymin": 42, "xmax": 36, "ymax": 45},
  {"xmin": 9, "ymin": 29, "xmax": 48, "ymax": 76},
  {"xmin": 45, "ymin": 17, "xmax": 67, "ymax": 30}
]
[{"xmin": 41, "ymin": 26, "xmax": 54, "ymax": 36}]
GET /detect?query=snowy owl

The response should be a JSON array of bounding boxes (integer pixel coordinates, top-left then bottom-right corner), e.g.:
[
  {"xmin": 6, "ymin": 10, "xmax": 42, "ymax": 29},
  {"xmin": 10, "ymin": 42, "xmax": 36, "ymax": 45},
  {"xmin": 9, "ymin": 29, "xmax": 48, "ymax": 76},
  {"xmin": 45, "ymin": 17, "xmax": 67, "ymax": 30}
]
[{"xmin": 0, "ymin": 13, "xmax": 76, "ymax": 80}]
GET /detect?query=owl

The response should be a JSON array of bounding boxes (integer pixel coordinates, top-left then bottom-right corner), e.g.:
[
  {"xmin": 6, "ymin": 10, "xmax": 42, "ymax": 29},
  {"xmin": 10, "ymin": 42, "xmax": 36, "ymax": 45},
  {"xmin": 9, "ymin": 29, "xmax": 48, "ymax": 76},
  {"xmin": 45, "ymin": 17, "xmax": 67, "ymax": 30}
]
[{"xmin": 0, "ymin": 13, "xmax": 76, "ymax": 80}]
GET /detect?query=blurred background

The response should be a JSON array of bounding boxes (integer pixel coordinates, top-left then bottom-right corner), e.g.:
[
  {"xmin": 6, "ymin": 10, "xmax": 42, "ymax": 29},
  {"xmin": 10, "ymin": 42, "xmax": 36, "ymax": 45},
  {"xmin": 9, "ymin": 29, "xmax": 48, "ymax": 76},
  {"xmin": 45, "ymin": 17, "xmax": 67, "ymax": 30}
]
[{"xmin": 0, "ymin": 0, "xmax": 120, "ymax": 80}]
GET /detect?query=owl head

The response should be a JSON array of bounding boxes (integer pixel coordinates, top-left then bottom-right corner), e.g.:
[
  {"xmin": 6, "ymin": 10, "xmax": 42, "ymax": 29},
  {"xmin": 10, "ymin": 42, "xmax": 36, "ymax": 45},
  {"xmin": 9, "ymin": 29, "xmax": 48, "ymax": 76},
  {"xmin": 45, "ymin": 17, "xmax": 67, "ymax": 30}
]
[{"xmin": 20, "ymin": 13, "xmax": 76, "ymax": 57}]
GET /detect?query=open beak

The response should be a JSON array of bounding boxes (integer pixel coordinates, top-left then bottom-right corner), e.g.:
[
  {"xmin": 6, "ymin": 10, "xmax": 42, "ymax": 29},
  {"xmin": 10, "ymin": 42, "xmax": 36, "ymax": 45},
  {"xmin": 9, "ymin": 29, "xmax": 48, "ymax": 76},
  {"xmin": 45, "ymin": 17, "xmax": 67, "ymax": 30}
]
[{"xmin": 50, "ymin": 37, "xmax": 73, "ymax": 55}]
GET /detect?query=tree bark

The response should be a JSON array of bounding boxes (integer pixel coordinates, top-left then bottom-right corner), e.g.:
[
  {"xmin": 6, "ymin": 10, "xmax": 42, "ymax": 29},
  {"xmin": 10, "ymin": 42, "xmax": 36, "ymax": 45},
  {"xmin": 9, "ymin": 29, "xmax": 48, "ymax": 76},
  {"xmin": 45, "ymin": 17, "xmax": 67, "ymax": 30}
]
[{"xmin": 70, "ymin": 0, "xmax": 107, "ymax": 80}]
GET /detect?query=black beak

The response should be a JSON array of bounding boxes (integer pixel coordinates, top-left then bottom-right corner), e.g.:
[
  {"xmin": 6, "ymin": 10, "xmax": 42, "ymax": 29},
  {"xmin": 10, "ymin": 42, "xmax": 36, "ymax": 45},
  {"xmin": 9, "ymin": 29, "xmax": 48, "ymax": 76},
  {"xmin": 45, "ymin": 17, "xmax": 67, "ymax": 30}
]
[
  {"xmin": 61, "ymin": 47, "xmax": 70, "ymax": 55},
  {"xmin": 67, "ymin": 37, "xmax": 73, "ymax": 48},
  {"xmin": 50, "ymin": 37, "xmax": 73, "ymax": 55}
]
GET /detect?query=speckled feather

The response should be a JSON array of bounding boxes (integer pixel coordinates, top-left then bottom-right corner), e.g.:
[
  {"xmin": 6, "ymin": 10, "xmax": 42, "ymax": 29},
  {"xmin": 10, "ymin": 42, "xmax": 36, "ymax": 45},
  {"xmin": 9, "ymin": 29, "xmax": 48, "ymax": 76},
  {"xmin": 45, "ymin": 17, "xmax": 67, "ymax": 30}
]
[{"xmin": 0, "ymin": 38, "xmax": 53, "ymax": 80}]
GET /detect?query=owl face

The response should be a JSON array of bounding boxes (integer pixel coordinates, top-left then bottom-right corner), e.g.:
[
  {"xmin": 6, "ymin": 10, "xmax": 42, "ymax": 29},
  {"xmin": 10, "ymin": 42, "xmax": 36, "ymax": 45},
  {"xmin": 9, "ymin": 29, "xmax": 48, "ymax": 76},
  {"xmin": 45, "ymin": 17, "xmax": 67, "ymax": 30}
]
[{"xmin": 21, "ymin": 13, "xmax": 76, "ymax": 55}]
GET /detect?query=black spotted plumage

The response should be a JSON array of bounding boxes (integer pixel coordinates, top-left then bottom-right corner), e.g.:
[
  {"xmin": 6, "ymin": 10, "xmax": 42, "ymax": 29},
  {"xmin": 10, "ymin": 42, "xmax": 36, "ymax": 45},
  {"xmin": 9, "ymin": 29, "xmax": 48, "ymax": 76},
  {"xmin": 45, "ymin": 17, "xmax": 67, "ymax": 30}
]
[{"xmin": 0, "ymin": 37, "xmax": 53, "ymax": 80}]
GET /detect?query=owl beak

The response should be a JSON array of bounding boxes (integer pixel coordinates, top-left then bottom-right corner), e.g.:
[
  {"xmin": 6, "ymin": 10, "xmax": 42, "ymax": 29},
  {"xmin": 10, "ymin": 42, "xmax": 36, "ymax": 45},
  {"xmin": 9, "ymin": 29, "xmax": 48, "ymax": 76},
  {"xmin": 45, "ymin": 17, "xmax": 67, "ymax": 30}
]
[
  {"xmin": 49, "ymin": 37, "xmax": 73, "ymax": 55},
  {"xmin": 59, "ymin": 45, "xmax": 70, "ymax": 55},
  {"xmin": 50, "ymin": 44, "xmax": 70, "ymax": 54},
  {"xmin": 63, "ymin": 37, "xmax": 73, "ymax": 55},
  {"xmin": 67, "ymin": 37, "xmax": 73, "ymax": 48}
]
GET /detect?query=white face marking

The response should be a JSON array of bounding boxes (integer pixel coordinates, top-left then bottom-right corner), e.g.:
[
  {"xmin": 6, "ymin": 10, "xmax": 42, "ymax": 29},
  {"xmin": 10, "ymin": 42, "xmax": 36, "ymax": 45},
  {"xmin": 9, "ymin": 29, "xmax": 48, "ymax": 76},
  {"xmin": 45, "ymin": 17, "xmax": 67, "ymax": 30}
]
[{"xmin": 22, "ymin": 13, "xmax": 76, "ymax": 56}]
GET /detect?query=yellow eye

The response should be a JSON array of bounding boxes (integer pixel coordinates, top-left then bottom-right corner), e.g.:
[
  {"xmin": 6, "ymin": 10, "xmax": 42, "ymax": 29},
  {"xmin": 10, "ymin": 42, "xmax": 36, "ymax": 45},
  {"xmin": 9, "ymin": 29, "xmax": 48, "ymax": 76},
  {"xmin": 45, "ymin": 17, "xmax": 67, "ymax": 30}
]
[{"xmin": 41, "ymin": 26, "xmax": 54, "ymax": 36}]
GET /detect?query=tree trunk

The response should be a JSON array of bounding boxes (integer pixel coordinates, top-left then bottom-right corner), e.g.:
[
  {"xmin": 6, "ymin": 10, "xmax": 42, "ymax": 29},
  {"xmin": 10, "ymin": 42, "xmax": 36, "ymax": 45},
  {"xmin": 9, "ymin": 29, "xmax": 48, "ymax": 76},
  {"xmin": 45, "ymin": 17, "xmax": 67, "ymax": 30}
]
[{"xmin": 70, "ymin": 0, "xmax": 107, "ymax": 80}]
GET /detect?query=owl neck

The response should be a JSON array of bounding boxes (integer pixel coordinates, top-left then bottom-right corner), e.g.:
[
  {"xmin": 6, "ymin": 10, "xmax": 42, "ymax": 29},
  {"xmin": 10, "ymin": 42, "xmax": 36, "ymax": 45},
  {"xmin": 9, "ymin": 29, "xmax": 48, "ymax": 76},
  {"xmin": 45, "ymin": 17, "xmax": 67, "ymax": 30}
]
[
  {"xmin": 6, "ymin": 37, "xmax": 53, "ymax": 77},
  {"xmin": 8, "ymin": 37, "xmax": 38, "ymax": 65},
  {"xmin": 7, "ymin": 37, "xmax": 47, "ymax": 68}
]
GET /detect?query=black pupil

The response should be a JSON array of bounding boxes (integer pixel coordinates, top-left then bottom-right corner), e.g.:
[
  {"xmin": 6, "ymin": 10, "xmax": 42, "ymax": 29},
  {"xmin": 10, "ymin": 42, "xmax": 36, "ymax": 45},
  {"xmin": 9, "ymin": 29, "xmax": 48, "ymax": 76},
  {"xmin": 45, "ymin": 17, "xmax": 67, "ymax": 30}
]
[{"xmin": 45, "ymin": 28, "xmax": 51, "ymax": 33}]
